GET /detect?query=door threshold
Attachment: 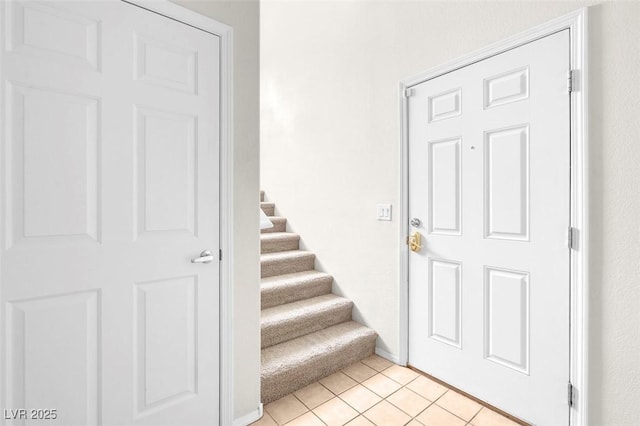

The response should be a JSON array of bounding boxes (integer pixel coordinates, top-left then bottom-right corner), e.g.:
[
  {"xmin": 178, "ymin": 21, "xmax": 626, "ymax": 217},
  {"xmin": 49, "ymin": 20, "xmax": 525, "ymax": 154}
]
[{"xmin": 407, "ymin": 365, "xmax": 530, "ymax": 426}]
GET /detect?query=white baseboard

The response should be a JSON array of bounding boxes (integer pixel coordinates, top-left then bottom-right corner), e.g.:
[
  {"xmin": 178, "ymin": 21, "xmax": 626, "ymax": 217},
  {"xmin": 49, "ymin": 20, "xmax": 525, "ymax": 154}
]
[
  {"xmin": 233, "ymin": 403, "xmax": 263, "ymax": 426},
  {"xmin": 375, "ymin": 347, "xmax": 403, "ymax": 365}
]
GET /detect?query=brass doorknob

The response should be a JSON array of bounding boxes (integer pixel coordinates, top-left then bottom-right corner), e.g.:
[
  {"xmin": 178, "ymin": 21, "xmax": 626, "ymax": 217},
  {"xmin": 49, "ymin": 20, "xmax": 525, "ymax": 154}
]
[{"xmin": 408, "ymin": 231, "xmax": 423, "ymax": 253}]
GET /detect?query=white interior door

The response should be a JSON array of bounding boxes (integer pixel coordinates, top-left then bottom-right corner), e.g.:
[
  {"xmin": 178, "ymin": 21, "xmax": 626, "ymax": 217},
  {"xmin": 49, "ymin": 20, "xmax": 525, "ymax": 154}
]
[
  {"xmin": 408, "ymin": 31, "xmax": 570, "ymax": 425},
  {"xmin": 0, "ymin": 2, "xmax": 220, "ymax": 425}
]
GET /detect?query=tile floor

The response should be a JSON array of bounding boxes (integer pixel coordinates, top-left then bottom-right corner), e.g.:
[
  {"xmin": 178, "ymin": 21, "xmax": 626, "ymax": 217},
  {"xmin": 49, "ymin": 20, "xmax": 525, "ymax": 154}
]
[{"xmin": 251, "ymin": 355, "xmax": 521, "ymax": 426}]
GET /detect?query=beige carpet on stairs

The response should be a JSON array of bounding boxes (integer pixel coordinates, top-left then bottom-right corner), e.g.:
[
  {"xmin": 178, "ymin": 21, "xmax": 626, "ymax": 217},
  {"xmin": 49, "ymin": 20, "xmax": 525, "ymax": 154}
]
[{"xmin": 260, "ymin": 191, "xmax": 378, "ymax": 404}]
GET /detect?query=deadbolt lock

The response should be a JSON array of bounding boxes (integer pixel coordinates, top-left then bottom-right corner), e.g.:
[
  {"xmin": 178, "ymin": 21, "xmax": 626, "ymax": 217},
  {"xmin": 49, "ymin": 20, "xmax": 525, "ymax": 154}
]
[{"xmin": 408, "ymin": 231, "xmax": 423, "ymax": 253}]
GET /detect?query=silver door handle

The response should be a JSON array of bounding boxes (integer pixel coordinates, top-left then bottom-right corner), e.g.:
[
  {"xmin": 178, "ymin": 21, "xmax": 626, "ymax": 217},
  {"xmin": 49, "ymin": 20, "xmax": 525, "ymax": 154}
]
[{"xmin": 191, "ymin": 250, "xmax": 214, "ymax": 264}]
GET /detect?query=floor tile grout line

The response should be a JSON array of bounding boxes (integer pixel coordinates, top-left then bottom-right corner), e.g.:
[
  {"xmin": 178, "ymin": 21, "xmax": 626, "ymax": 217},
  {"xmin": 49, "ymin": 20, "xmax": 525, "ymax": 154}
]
[
  {"xmin": 431, "ymin": 392, "xmax": 478, "ymax": 424},
  {"xmin": 466, "ymin": 405, "xmax": 483, "ymax": 424},
  {"xmin": 289, "ymin": 391, "xmax": 306, "ymax": 411},
  {"xmin": 309, "ymin": 392, "xmax": 360, "ymax": 426},
  {"xmin": 335, "ymin": 369, "xmax": 405, "ymax": 419},
  {"xmin": 306, "ymin": 411, "xmax": 327, "ymax": 426},
  {"xmin": 407, "ymin": 366, "xmax": 526, "ymax": 425},
  {"xmin": 398, "ymin": 388, "xmax": 471, "ymax": 425},
  {"xmin": 404, "ymin": 396, "xmax": 437, "ymax": 422},
  {"xmin": 294, "ymin": 382, "xmax": 335, "ymax": 411},
  {"xmin": 358, "ymin": 367, "xmax": 445, "ymax": 422},
  {"xmin": 319, "ymin": 371, "xmax": 359, "ymax": 396},
  {"xmin": 432, "ymin": 389, "xmax": 448, "ymax": 403},
  {"xmin": 378, "ymin": 366, "xmax": 423, "ymax": 388},
  {"xmin": 404, "ymin": 384, "xmax": 436, "ymax": 404},
  {"xmin": 335, "ymin": 389, "xmax": 375, "ymax": 415},
  {"xmin": 340, "ymin": 366, "xmax": 377, "ymax": 384},
  {"xmin": 285, "ymin": 383, "xmax": 437, "ymax": 425},
  {"xmin": 383, "ymin": 386, "xmax": 434, "ymax": 419},
  {"xmin": 360, "ymin": 357, "xmax": 393, "ymax": 373},
  {"xmin": 259, "ymin": 357, "xmax": 513, "ymax": 426},
  {"xmin": 282, "ymin": 409, "xmax": 327, "ymax": 426},
  {"xmin": 281, "ymin": 393, "xmax": 313, "ymax": 426},
  {"xmin": 317, "ymin": 380, "xmax": 337, "ymax": 397},
  {"xmin": 360, "ymin": 398, "xmax": 379, "ymax": 420}
]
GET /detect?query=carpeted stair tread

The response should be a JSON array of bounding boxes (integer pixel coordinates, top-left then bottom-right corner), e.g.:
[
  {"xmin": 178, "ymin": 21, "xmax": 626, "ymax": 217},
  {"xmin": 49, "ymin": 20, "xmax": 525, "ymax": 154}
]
[
  {"xmin": 261, "ymin": 271, "xmax": 333, "ymax": 309},
  {"xmin": 261, "ymin": 232, "xmax": 300, "ymax": 254},
  {"xmin": 261, "ymin": 202, "xmax": 275, "ymax": 216},
  {"xmin": 261, "ymin": 250, "xmax": 315, "ymax": 278},
  {"xmin": 261, "ymin": 216, "xmax": 287, "ymax": 233},
  {"xmin": 261, "ymin": 294, "xmax": 353, "ymax": 348},
  {"xmin": 261, "ymin": 321, "xmax": 377, "ymax": 403},
  {"xmin": 259, "ymin": 191, "xmax": 379, "ymax": 405}
]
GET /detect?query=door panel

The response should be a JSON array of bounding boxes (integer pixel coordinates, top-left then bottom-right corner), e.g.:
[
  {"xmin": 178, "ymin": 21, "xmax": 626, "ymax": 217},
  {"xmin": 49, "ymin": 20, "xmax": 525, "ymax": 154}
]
[
  {"xmin": 428, "ymin": 138, "xmax": 461, "ymax": 235},
  {"xmin": 134, "ymin": 34, "xmax": 198, "ymax": 94},
  {"xmin": 484, "ymin": 124, "xmax": 529, "ymax": 240},
  {"xmin": 483, "ymin": 266, "xmax": 530, "ymax": 374},
  {"xmin": 428, "ymin": 258, "xmax": 462, "ymax": 348},
  {"xmin": 408, "ymin": 30, "xmax": 570, "ymax": 425},
  {"xmin": 484, "ymin": 66, "xmax": 529, "ymax": 109},
  {"xmin": 135, "ymin": 276, "xmax": 197, "ymax": 412},
  {"xmin": 6, "ymin": 291, "xmax": 100, "ymax": 425},
  {"xmin": 1, "ymin": 2, "xmax": 220, "ymax": 425},
  {"xmin": 135, "ymin": 107, "xmax": 198, "ymax": 236},
  {"xmin": 7, "ymin": 83, "xmax": 100, "ymax": 247},
  {"xmin": 7, "ymin": 1, "xmax": 101, "ymax": 71}
]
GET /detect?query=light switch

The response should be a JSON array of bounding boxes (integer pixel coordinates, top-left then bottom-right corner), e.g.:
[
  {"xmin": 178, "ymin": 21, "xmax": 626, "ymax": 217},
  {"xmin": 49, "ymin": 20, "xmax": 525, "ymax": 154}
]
[{"xmin": 376, "ymin": 204, "xmax": 392, "ymax": 221}]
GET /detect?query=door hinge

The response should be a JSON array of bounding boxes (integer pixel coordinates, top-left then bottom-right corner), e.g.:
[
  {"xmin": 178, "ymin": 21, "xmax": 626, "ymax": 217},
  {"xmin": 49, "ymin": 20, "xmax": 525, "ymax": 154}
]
[
  {"xmin": 568, "ymin": 382, "xmax": 574, "ymax": 407},
  {"xmin": 567, "ymin": 226, "xmax": 578, "ymax": 250},
  {"xmin": 567, "ymin": 70, "xmax": 574, "ymax": 93},
  {"xmin": 219, "ymin": 249, "xmax": 222, "ymax": 261},
  {"xmin": 404, "ymin": 87, "xmax": 415, "ymax": 98}
]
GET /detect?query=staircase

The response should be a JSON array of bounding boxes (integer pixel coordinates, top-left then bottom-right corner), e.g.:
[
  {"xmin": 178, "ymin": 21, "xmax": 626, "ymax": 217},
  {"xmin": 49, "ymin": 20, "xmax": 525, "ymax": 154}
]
[{"xmin": 260, "ymin": 191, "xmax": 378, "ymax": 404}]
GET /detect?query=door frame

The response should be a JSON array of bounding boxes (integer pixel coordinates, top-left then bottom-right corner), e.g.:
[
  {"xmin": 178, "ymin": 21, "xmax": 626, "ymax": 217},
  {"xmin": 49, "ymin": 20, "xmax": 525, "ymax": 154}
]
[
  {"xmin": 398, "ymin": 8, "xmax": 588, "ymax": 426},
  {"xmin": 118, "ymin": 2, "xmax": 235, "ymax": 424}
]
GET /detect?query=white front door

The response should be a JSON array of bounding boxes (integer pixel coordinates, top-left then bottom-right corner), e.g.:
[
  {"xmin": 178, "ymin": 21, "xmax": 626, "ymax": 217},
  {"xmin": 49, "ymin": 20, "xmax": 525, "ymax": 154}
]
[
  {"xmin": 408, "ymin": 31, "xmax": 570, "ymax": 425},
  {"xmin": 1, "ymin": 2, "xmax": 220, "ymax": 425}
]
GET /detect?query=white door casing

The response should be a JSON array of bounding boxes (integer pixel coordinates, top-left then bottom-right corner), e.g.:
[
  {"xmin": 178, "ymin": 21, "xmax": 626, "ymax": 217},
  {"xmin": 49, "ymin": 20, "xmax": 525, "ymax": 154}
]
[
  {"xmin": 407, "ymin": 30, "xmax": 570, "ymax": 425},
  {"xmin": 0, "ymin": 1, "xmax": 231, "ymax": 425}
]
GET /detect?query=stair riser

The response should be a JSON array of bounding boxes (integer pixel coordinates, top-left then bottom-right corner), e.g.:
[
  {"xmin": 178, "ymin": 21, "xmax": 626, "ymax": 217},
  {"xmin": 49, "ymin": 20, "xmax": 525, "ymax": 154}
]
[
  {"xmin": 261, "ymin": 334, "xmax": 376, "ymax": 404},
  {"xmin": 261, "ymin": 255, "xmax": 314, "ymax": 278},
  {"xmin": 261, "ymin": 217, "xmax": 286, "ymax": 233},
  {"xmin": 261, "ymin": 277, "xmax": 332, "ymax": 309},
  {"xmin": 261, "ymin": 302, "xmax": 352, "ymax": 349},
  {"xmin": 261, "ymin": 203, "xmax": 275, "ymax": 216},
  {"xmin": 261, "ymin": 237, "xmax": 300, "ymax": 254}
]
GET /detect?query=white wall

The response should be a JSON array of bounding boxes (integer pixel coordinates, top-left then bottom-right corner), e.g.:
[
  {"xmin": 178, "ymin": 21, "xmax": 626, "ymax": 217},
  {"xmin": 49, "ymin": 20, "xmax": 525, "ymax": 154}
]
[
  {"xmin": 261, "ymin": 1, "xmax": 640, "ymax": 424},
  {"xmin": 172, "ymin": 0, "xmax": 261, "ymax": 421}
]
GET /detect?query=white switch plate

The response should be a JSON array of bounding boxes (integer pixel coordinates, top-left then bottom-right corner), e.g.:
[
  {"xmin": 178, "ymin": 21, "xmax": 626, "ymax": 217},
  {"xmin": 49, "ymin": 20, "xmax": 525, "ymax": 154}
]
[{"xmin": 376, "ymin": 204, "xmax": 392, "ymax": 221}]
